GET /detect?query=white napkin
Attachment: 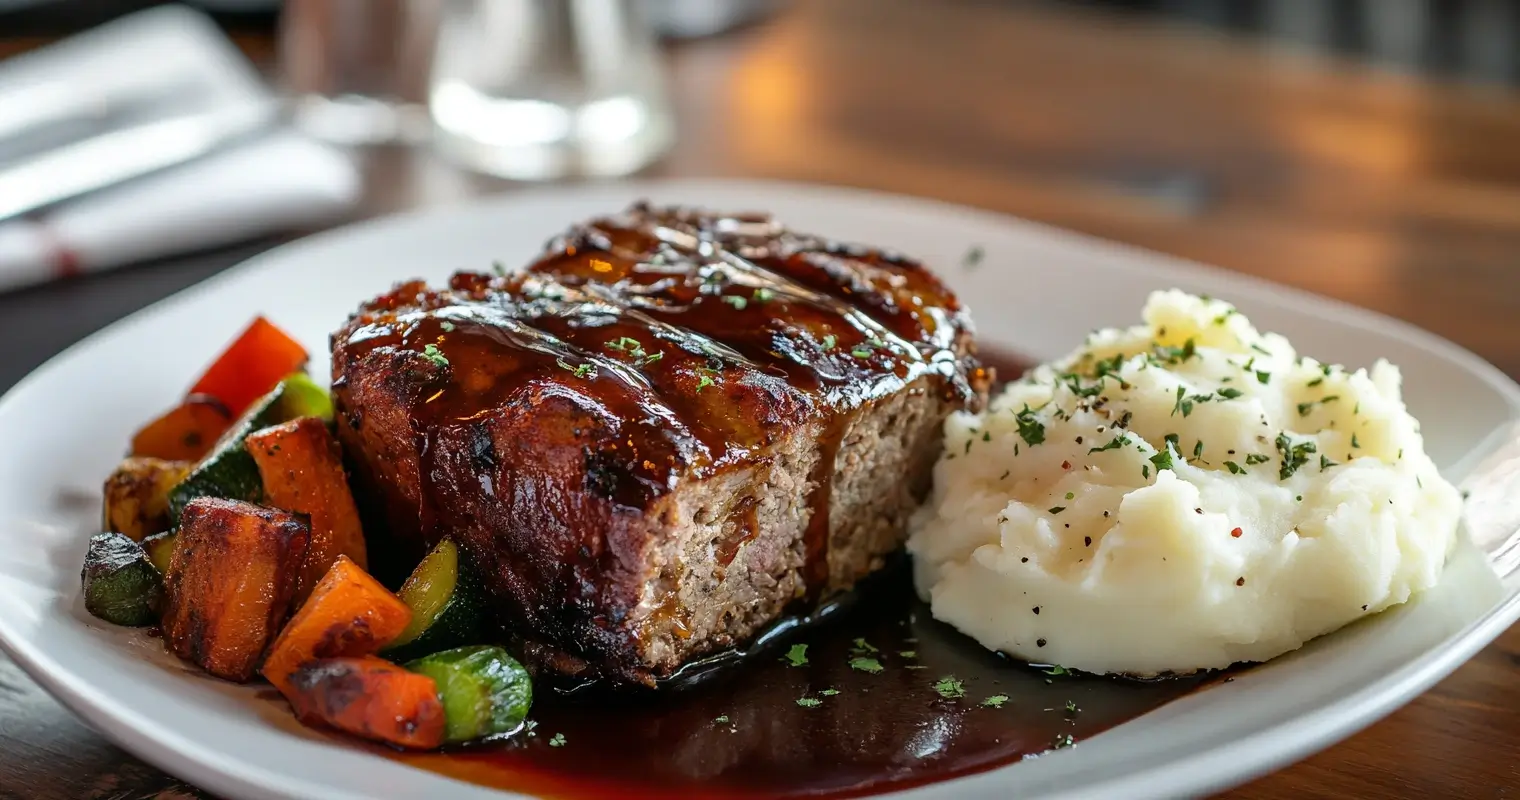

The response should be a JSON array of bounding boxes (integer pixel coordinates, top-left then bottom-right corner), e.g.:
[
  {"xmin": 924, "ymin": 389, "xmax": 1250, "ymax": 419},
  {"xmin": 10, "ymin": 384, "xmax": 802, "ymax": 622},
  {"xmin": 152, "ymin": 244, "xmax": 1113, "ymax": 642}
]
[{"xmin": 0, "ymin": 5, "xmax": 362, "ymax": 291}]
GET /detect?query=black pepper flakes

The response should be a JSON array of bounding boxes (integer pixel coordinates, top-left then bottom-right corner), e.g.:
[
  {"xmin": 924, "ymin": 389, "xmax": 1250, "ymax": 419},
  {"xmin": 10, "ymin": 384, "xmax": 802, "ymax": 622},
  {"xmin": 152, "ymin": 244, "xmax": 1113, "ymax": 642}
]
[
  {"xmin": 1037, "ymin": 638, "xmax": 1047, "ymax": 647},
  {"xmin": 1021, "ymin": 557, "xmax": 1029, "ymax": 563},
  {"xmin": 1236, "ymin": 577, "xmax": 1245, "ymax": 587},
  {"xmin": 1194, "ymin": 508, "xmax": 1203, "ymax": 515},
  {"xmin": 1083, "ymin": 536, "xmax": 1092, "ymax": 547},
  {"xmin": 1032, "ymin": 606, "xmax": 1041, "ymax": 615},
  {"xmin": 1075, "ymin": 436, "xmax": 1084, "ymax": 444}
]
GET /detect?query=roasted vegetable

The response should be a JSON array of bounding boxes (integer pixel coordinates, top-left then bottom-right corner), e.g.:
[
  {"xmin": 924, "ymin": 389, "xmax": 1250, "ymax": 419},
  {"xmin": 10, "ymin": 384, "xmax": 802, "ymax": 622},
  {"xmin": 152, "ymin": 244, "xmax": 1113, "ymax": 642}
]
[
  {"xmin": 102, "ymin": 457, "xmax": 191, "ymax": 541},
  {"xmin": 130, "ymin": 395, "xmax": 233, "ymax": 462},
  {"xmin": 382, "ymin": 539, "xmax": 485, "ymax": 663},
  {"xmin": 287, "ymin": 656, "xmax": 445, "ymax": 750},
  {"xmin": 161, "ymin": 497, "xmax": 309, "ymax": 682},
  {"xmin": 81, "ymin": 532, "xmax": 162, "ymax": 626},
  {"xmin": 262, "ymin": 556, "xmax": 411, "ymax": 699},
  {"xmin": 247, "ymin": 417, "xmax": 367, "ymax": 600},
  {"xmin": 190, "ymin": 316, "xmax": 310, "ymax": 417},
  {"xmin": 406, "ymin": 645, "xmax": 532, "ymax": 744},
  {"xmin": 141, "ymin": 530, "xmax": 177, "ymax": 576},
  {"xmin": 166, "ymin": 374, "xmax": 334, "ymax": 522}
]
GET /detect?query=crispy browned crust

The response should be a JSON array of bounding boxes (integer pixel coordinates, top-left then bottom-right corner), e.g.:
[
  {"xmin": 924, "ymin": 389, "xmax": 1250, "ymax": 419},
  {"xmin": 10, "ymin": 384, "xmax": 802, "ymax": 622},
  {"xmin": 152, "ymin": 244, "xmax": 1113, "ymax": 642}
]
[{"xmin": 331, "ymin": 204, "xmax": 984, "ymax": 685}]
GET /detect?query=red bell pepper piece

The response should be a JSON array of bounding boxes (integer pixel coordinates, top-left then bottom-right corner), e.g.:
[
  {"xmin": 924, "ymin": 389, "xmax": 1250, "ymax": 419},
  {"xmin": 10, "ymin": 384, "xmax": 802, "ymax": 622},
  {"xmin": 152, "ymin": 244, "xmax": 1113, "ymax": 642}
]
[{"xmin": 189, "ymin": 317, "xmax": 309, "ymax": 416}]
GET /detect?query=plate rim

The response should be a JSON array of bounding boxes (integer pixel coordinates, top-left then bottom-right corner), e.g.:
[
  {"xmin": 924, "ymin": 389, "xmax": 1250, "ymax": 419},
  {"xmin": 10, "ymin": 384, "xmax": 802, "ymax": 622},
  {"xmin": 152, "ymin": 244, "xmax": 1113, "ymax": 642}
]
[{"xmin": 1, "ymin": 177, "xmax": 1517, "ymax": 800}]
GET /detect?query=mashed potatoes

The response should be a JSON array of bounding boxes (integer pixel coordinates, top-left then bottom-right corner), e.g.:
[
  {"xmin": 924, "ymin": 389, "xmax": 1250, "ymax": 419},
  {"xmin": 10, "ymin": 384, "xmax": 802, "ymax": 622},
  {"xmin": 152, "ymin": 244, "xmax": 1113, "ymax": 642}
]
[{"xmin": 907, "ymin": 290, "xmax": 1462, "ymax": 674}]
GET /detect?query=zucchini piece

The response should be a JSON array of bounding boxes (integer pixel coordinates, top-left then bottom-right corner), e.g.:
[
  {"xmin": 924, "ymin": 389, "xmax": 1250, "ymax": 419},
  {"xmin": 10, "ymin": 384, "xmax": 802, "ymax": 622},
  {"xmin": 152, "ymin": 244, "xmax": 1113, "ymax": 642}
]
[
  {"xmin": 142, "ymin": 530, "xmax": 178, "ymax": 576},
  {"xmin": 382, "ymin": 539, "xmax": 485, "ymax": 663},
  {"xmin": 81, "ymin": 532, "xmax": 162, "ymax": 627},
  {"xmin": 102, "ymin": 457, "xmax": 191, "ymax": 541},
  {"xmin": 166, "ymin": 374, "xmax": 333, "ymax": 521},
  {"xmin": 406, "ymin": 645, "xmax": 532, "ymax": 743}
]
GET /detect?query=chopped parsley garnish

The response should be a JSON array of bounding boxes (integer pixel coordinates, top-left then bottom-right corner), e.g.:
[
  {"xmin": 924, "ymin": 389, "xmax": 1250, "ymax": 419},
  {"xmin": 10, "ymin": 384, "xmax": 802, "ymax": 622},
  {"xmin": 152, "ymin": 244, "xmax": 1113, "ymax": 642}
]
[
  {"xmin": 1048, "ymin": 506, "xmax": 1066, "ymax": 515},
  {"xmin": 695, "ymin": 366, "xmax": 720, "ymax": 392},
  {"xmin": 1052, "ymin": 733, "xmax": 1076, "ymax": 749},
  {"xmin": 548, "ymin": 733, "xmax": 567, "ymax": 747},
  {"xmin": 1249, "ymin": 342, "xmax": 1271, "ymax": 355},
  {"xmin": 1194, "ymin": 440, "xmax": 1205, "ymax": 459},
  {"xmin": 933, "ymin": 676, "xmax": 966, "ymax": 699},
  {"xmin": 822, "ymin": 334, "xmax": 837, "ymax": 349},
  {"xmin": 1065, "ymin": 699, "xmax": 1080, "ymax": 713},
  {"xmin": 421, "ymin": 344, "xmax": 449, "ymax": 368},
  {"xmin": 899, "ymin": 650, "xmax": 918, "ymax": 658},
  {"xmin": 1149, "ymin": 448, "xmax": 1175, "ymax": 472},
  {"xmin": 1225, "ymin": 461, "xmax": 1244, "ymax": 475},
  {"xmin": 556, "ymin": 358, "xmax": 594, "ymax": 379},
  {"xmin": 961, "ymin": 245, "xmax": 985, "ymax": 270},
  {"xmin": 722, "ymin": 295, "xmax": 748, "ymax": 310},
  {"xmin": 796, "ymin": 697, "xmax": 822, "ymax": 708},
  {"xmin": 1256, "ymin": 370, "xmax": 1271, "ymax": 384},
  {"xmin": 820, "ymin": 688, "xmax": 840, "ymax": 696},
  {"xmin": 753, "ymin": 287, "xmax": 775, "ymax": 303},
  {"xmin": 715, "ymin": 715, "xmax": 730, "ymax": 723},
  {"xmin": 439, "ymin": 321, "xmax": 456, "ymax": 332},
  {"xmin": 981, "ymin": 695, "xmax": 1010, "ymax": 708},
  {"xmin": 1043, "ymin": 665, "xmax": 1071, "ymax": 676},
  {"xmin": 1320, "ymin": 455, "xmax": 1338, "ymax": 470},
  {"xmin": 1015, "ymin": 406, "xmax": 1046, "ymax": 446},
  {"xmin": 1065, "ymin": 491, "xmax": 1075, "ymax": 500},
  {"xmin": 1217, "ymin": 387, "xmax": 1244, "ymax": 400},
  {"xmin": 1297, "ymin": 395, "xmax": 1340, "ymax": 417},
  {"xmin": 851, "ymin": 638, "xmax": 879, "ymax": 654},
  {"xmin": 492, "ymin": 260, "xmax": 509, "ymax": 277},
  {"xmin": 1275, "ymin": 432, "xmax": 1317, "ymax": 480},
  {"xmin": 1088, "ymin": 434, "xmax": 1126, "ymax": 454},
  {"xmin": 1306, "ymin": 376, "xmax": 1324, "ymax": 388},
  {"xmin": 1351, "ymin": 433, "xmax": 1361, "ymax": 449},
  {"xmin": 1245, "ymin": 453, "xmax": 1270, "ymax": 465},
  {"xmin": 850, "ymin": 657, "xmax": 884, "ymax": 674},
  {"xmin": 785, "ymin": 644, "xmax": 809, "ymax": 667},
  {"xmin": 1142, "ymin": 464, "xmax": 1151, "ymax": 479}
]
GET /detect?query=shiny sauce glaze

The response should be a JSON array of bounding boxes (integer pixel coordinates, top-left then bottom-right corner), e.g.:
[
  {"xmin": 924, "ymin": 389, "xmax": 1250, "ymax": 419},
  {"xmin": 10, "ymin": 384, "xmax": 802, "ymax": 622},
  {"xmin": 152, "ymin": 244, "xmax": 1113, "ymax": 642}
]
[
  {"xmin": 386, "ymin": 350, "xmax": 1220, "ymax": 798},
  {"xmin": 331, "ymin": 205, "xmax": 986, "ymax": 681}
]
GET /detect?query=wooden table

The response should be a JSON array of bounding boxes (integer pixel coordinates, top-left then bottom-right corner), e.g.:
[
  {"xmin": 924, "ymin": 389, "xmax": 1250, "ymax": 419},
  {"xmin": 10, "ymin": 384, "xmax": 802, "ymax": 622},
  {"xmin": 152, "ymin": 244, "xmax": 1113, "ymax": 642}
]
[{"xmin": 2, "ymin": 1, "xmax": 1518, "ymax": 797}]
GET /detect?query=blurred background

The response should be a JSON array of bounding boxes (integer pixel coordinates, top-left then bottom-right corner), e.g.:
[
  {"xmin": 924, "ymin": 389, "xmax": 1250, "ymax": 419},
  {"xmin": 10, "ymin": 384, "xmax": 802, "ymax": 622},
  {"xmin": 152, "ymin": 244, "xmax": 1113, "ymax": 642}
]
[{"xmin": 1, "ymin": 3, "xmax": 1519, "ymax": 795}]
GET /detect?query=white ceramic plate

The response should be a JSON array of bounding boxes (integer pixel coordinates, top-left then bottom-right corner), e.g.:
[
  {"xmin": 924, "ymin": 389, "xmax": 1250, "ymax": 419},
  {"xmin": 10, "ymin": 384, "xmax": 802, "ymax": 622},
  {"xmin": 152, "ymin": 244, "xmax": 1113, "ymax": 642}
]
[{"xmin": 1, "ymin": 180, "xmax": 1517, "ymax": 800}]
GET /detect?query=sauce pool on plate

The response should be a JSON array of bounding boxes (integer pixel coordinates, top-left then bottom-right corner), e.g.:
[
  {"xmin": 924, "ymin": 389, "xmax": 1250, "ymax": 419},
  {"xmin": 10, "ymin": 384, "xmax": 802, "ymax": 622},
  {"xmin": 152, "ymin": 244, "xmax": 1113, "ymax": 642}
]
[{"xmin": 383, "ymin": 349, "xmax": 1220, "ymax": 799}]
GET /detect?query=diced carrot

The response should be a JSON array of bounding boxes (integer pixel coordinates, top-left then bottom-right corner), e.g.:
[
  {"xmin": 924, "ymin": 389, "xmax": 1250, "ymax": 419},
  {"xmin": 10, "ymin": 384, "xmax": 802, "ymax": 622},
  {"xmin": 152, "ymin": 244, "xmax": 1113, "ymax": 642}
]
[
  {"xmin": 262, "ymin": 556, "xmax": 411, "ymax": 700},
  {"xmin": 287, "ymin": 656, "xmax": 445, "ymax": 750},
  {"xmin": 247, "ymin": 417, "xmax": 368, "ymax": 601},
  {"xmin": 161, "ymin": 498, "xmax": 310, "ymax": 682},
  {"xmin": 190, "ymin": 317, "xmax": 309, "ymax": 416},
  {"xmin": 130, "ymin": 395, "xmax": 234, "ymax": 462}
]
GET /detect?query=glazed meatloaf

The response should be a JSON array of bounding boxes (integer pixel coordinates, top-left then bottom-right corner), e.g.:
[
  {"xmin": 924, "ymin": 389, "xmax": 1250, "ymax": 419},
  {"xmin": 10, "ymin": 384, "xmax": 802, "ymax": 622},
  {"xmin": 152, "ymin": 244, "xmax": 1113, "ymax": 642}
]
[{"xmin": 330, "ymin": 204, "xmax": 986, "ymax": 686}]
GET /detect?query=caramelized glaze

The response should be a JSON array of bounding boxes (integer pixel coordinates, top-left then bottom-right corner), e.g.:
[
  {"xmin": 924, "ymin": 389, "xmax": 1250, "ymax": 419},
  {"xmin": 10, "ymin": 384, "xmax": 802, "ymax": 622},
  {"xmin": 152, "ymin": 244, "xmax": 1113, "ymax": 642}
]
[{"xmin": 331, "ymin": 205, "xmax": 984, "ymax": 683}]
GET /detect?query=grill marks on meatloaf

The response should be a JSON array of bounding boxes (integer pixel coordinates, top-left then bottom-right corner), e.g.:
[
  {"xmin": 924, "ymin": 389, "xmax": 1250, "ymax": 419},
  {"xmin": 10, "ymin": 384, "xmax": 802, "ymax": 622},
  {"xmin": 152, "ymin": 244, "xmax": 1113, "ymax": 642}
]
[
  {"xmin": 331, "ymin": 204, "xmax": 981, "ymax": 682},
  {"xmin": 337, "ymin": 206, "xmax": 976, "ymax": 502}
]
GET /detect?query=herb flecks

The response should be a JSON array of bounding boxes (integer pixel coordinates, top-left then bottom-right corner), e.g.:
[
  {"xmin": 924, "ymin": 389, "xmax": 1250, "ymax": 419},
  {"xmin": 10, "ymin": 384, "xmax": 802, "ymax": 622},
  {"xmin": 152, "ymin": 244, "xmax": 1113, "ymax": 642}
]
[
  {"xmin": 962, "ymin": 245, "xmax": 985, "ymax": 270},
  {"xmin": 1015, "ymin": 406, "xmax": 1047, "ymax": 446},
  {"xmin": 785, "ymin": 644, "xmax": 809, "ymax": 667},
  {"xmin": 556, "ymin": 358, "xmax": 595, "ymax": 379},
  {"xmin": 421, "ymin": 343, "xmax": 449, "ymax": 368},
  {"xmin": 1042, "ymin": 665, "xmax": 1071, "ymax": 676},
  {"xmin": 796, "ymin": 697, "xmax": 822, "ymax": 708},
  {"xmin": 1276, "ymin": 432, "xmax": 1317, "ymax": 480},
  {"xmin": 849, "ymin": 657, "xmax": 884, "ymax": 674},
  {"xmin": 933, "ymin": 676, "xmax": 966, "ymax": 699},
  {"xmin": 981, "ymin": 695, "xmax": 1010, "ymax": 708},
  {"xmin": 548, "ymin": 733, "xmax": 567, "ymax": 747}
]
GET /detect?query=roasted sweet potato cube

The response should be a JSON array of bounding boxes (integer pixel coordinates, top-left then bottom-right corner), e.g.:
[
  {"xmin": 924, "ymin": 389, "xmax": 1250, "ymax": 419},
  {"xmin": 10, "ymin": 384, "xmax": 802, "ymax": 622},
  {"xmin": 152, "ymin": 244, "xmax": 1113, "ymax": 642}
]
[
  {"xmin": 261, "ymin": 556, "xmax": 411, "ymax": 700},
  {"xmin": 287, "ymin": 656, "xmax": 445, "ymax": 750},
  {"xmin": 161, "ymin": 498, "xmax": 310, "ymax": 682},
  {"xmin": 247, "ymin": 417, "xmax": 367, "ymax": 602},
  {"xmin": 130, "ymin": 395, "xmax": 234, "ymax": 462},
  {"xmin": 102, "ymin": 457, "xmax": 192, "ymax": 541}
]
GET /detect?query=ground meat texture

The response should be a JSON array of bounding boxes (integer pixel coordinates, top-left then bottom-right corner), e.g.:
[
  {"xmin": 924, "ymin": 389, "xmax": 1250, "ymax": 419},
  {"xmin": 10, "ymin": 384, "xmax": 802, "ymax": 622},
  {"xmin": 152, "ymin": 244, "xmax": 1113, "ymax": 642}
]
[{"xmin": 330, "ymin": 204, "xmax": 986, "ymax": 687}]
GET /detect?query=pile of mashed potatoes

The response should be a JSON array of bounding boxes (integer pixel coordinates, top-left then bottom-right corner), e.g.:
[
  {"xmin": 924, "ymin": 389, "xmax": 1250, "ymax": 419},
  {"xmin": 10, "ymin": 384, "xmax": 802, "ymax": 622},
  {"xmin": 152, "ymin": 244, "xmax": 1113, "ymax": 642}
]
[{"xmin": 908, "ymin": 290, "xmax": 1462, "ymax": 675}]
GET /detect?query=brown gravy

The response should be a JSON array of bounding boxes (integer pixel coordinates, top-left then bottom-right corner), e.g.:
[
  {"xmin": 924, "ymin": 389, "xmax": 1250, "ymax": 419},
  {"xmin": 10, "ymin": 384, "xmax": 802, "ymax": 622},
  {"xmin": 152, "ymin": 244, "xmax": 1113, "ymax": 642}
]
[{"xmin": 386, "ymin": 348, "xmax": 1220, "ymax": 798}]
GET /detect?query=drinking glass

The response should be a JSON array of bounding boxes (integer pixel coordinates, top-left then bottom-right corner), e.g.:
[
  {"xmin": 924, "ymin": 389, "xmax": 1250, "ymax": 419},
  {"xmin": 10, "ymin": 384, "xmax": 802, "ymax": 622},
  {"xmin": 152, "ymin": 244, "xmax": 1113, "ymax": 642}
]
[
  {"xmin": 279, "ymin": 0, "xmax": 443, "ymax": 144},
  {"xmin": 427, "ymin": 0, "xmax": 676, "ymax": 180}
]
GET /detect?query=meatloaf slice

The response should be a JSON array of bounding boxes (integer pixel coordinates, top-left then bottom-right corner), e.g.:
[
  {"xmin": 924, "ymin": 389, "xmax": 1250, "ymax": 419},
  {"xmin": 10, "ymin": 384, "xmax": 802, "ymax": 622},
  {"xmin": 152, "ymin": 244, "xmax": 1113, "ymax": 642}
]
[{"xmin": 330, "ymin": 204, "xmax": 986, "ymax": 686}]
